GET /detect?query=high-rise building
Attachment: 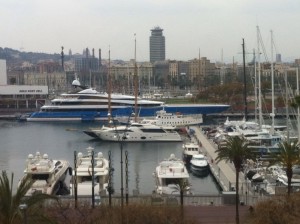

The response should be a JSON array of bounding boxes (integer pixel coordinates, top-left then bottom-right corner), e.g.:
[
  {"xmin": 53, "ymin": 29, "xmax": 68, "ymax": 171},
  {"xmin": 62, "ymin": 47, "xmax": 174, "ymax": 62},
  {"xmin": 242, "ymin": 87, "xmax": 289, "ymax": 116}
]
[
  {"xmin": 276, "ymin": 54, "xmax": 282, "ymax": 63},
  {"xmin": 150, "ymin": 27, "xmax": 165, "ymax": 63}
]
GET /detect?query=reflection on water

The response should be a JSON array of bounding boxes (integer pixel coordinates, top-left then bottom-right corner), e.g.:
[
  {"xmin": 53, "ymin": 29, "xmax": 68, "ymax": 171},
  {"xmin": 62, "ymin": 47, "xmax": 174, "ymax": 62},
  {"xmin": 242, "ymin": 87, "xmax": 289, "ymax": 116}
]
[
  {"xmin": 0, "ymin": 120, "xmax": 220, "ymax": 195},
  {"xmin": 0, "ymin": 150, "xmax": 9, "ymax": 171}
]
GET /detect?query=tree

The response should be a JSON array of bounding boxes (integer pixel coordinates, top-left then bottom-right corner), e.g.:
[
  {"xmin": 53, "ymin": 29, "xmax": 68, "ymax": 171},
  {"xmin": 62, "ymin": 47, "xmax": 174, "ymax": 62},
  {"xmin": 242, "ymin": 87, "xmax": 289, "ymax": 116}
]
[
  {"xmin": 271, "ymin": 140, "xmax": 300, "ymax": 196},
  {"xmin": 173, "ymin": 179, "xmax": 190, "ymax": 206},
  {"xmin": 215, "ymin": 136, "xmax": 254, "ymax": 224},
  {"xmin": 290, "ymin": 95, "xmax": 300, "ymax": 109},
  {"xmin": 173, "ymin": 179, "xmax": 190, "ymax": 224},
  {"xmin": 0, "ymin": 171, "xmax": 57, "ymax": 224}
]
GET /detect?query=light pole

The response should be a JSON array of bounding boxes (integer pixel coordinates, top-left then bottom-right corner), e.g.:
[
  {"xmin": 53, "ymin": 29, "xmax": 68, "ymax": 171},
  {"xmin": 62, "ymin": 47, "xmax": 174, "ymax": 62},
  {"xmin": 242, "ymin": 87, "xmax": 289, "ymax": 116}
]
[
  {"xmin": 120, "ymin": 140, "xmax": 124, "ymax": 207},
  {"xmin": 74, "ymin": 151, "xmax": 78, "ymax": 208},
  {"xmin": 91, "ymin": 149, "xmax": 95, "ymax": 208},
  {"xmin": 19, "ymin": 203, "xmax": 28, "ymax": 224},
  {"xmin": 112, "ymin": 112, "xmax": 134, "ymax": 207}
]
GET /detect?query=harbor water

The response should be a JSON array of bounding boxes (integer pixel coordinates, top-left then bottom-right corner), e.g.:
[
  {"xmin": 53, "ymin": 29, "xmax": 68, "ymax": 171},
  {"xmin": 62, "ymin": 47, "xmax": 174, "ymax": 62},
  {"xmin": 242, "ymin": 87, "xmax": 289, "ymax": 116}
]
[{"xmin": 0, "ymin": 120, "xmax": 221, "ymax": 195}]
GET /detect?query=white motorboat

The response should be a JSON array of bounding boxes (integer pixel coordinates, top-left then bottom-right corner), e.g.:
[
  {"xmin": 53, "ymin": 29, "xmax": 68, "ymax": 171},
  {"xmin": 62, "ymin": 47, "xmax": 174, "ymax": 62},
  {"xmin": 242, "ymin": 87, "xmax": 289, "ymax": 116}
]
[
  {"xmin": 19, "ymin": 152, "xmax": 71, "ymax": 196},
  {"xmin": 70, "ymin": 146, "xmax": 109, "ymax": 196},
  {"xmin": 182, "ymin": 142, "xmax": 202, "ymax": 164},
  {"xmin": 153, "ymin": 154, "xmax": 191, "ymax": 195},
  {"xmin": 83, "ymin": 122, "xmax": 182, "ymax": 142},
  {"xmin": 190, "ymin": 154, "xmax": 210, "ymax": 176}
]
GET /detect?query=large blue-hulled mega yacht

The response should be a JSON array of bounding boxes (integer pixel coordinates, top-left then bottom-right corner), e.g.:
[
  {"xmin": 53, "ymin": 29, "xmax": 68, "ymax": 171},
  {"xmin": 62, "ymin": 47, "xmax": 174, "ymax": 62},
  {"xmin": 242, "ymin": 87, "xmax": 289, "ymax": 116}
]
[{"xmin": 27, "ymin": 79, "xmax": 229, "ymax": 122}]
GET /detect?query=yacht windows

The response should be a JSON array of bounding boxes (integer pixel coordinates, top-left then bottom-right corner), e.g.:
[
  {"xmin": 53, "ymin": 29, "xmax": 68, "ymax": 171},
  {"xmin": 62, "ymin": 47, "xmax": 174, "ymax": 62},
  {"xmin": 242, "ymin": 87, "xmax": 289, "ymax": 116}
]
[{"xmin": 141, "ymin": 128, "xmax": 166, "ymax": 133}]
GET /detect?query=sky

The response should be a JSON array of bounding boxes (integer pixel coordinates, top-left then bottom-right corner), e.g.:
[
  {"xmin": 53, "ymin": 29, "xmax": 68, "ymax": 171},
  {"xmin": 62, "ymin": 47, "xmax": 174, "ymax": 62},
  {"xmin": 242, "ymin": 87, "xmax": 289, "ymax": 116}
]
[{"xmin": 1, "ymin": 0, "xmax": 299, "ymax": 63}]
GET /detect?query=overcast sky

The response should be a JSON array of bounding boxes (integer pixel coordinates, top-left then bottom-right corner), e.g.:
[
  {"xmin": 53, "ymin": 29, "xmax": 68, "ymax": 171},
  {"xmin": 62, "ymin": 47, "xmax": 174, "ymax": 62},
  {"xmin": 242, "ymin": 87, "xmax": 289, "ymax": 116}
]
[{"xmin": 1, "ymin": 0, "xmax": 299, "ymax": 63}]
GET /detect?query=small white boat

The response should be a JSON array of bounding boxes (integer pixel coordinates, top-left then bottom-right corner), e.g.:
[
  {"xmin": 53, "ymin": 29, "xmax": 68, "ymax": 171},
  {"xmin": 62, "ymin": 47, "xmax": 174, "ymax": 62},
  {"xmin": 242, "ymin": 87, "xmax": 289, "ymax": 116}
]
[
  {"xmin": 70, "ymin": 146, "xmax": 109, "ymax": 196},
  {"xmin": 83, "ymin": 122, "xmax": 182, "ymax": 142},
  {"xmin": 19, "ymin": 152, "xmax": 71, "ymax": 196},
  {"xmin": 190, "ymin": 154, "xmax": 209, "ymax": 176},
  {"xmin": 182, "ymin": 142, "xmax": 202, "ymax": 164},
  {"xmin": 153, "ymin": 154, "xmax": 191, "ymax": 195}
]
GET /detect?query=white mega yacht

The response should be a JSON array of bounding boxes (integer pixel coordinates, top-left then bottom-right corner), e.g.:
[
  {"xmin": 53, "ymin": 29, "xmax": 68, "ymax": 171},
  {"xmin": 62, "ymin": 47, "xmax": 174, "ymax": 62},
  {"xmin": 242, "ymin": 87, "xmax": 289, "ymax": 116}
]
[
  {"xmin": 70, "ymin": 147, "xmax": 109, "ymax": 196},
  {"xmin": 83, "ymin": 122, "xmax": 182, "ymax": 142},
  {"xmin": 19, "ymin": 152, "xmax": 71, "ymax": 196}
]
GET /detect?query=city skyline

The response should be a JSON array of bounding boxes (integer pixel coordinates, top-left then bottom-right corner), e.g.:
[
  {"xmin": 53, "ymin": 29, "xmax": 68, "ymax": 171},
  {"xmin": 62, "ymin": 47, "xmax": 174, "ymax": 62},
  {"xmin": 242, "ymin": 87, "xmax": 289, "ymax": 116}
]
[{"xmin": 1, "ymin": 0, "xmax": 299, "ymax": 63}]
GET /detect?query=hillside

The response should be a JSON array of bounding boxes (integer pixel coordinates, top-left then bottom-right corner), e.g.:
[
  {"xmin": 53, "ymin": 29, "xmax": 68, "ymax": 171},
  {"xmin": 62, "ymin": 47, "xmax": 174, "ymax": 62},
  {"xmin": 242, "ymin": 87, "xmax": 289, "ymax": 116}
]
[{"xmin": 0, "ymin": 47, "xmax": 68, "ymax": 66}]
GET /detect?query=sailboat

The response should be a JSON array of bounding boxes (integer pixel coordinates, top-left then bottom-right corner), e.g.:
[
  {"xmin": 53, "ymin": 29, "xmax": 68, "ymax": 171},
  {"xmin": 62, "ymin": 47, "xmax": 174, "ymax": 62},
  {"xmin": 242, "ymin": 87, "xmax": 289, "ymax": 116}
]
[{"xmin": 216, "ymin": 30, "xmax": 291, "ymax": 159}]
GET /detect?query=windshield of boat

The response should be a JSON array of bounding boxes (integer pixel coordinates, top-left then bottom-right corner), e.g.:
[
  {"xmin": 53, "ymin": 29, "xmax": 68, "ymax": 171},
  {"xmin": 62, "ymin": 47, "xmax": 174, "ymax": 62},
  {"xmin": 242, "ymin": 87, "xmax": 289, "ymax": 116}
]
[
  {"xmin": 162, "ymin": 178, "xmax": 186, "ymax": 186},
  {"xmin": 194, "ymin": 157, "xmax": 205, "ymax": 161},
  {"xmin": 31, "ymin": 174, "xmax": 49, "ymax": 180}
]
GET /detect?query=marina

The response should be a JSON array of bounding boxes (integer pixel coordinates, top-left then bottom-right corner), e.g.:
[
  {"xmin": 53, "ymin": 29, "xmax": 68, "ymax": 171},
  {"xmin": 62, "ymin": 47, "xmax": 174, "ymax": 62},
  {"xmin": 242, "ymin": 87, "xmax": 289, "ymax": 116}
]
[
  {"xmin": 0, "ymin": 120, "xmax": 221, "ymax": 196},
  {"xmin": 1, "ymin": 115, "xmax": 294, "ymax": 206}
]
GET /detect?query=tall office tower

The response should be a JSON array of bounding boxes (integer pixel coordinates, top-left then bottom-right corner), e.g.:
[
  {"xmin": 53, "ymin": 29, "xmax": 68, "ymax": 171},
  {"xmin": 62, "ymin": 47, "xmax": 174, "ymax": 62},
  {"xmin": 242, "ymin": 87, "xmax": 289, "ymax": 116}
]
[
  {"xmin": 276, "ymin": 54, "xmax": 282, "ymax": 63},
  {"xmin": 150, "ymin": 27, "xmax": 165, "ymax": 63}
]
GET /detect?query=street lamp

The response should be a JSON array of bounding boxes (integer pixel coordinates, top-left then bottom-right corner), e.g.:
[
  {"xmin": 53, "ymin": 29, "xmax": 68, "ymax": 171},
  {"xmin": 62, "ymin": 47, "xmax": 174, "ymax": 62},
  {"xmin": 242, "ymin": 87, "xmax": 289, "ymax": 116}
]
[
  {"xmin": 19, "ymin": 203, "xmax": 28, "ymax": 224},
  {"xmin": 112, "ymin": 112, "xmax": 134, "ymax": 207}
]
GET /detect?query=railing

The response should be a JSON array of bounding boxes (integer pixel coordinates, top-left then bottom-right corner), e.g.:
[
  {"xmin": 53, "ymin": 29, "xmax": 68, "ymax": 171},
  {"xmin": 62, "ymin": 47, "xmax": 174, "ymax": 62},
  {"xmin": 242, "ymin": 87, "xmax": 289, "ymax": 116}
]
[{"xmin": 50, "ymin": 194, "xmax": 269, "ymax": 207}]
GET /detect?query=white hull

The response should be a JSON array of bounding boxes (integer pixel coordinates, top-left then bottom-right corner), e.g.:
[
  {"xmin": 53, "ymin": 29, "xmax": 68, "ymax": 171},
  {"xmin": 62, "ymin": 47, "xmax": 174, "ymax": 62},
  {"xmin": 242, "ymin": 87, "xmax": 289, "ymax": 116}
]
[
  {"xmin": 70, "ymin": 147, "xmax": 109, "ymax": 196},
  {"xmin": 84, "ymin": 123, "xmax": 182, "ymax": 142},
  {"xmin": 141, "ymin": 110, "xmax": 203, "ymax": 128},
  {"xmin": 154, "ymin": 154, "xmax": 191, "ymax": 195},
  {"xmin": 190, "ymin": 154, "xmax": 209, "ymax": 176},
  {"xmin": 182, "ymin": 142, "xmax": 201, "ymax": 164},
  {"xmin": 19, "ymin": 152, "xmax": 70, "ymax": 196}
]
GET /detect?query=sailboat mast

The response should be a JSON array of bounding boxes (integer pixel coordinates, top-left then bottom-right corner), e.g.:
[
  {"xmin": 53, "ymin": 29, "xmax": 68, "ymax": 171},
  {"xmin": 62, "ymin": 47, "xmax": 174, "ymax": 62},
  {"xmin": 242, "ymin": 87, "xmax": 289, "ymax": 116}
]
[
  {"xmin": 270, "ymin": 30, "xmax": 275, "ymax": 133},
  {"xmin": 108, "ymin": 47, "xmax": 112, "ymax": 123},
  {"xmin": 257, "ymin": 26, "xmax": 263, "ymax": 128},
  {"xmin": 253, "ymin": 49, "xmax": 257, "ymax": 123},
  {"xmin": 285, "ymin": 70, "xmax": 289, "ymax": 142},
  {"xmin": 134, "ymin": 34, "xmax": 138, "ymax": 122},
  {"xmin": 198, "ymin": 48, "xmax": 201, "ymax": 91},
  {"xmin": 242, "ymin": 38, "xmax": 248, "ymax": 121},
  {"xmin": 296, "ymin": 68, "xmax": 300, "ymax": 142}
]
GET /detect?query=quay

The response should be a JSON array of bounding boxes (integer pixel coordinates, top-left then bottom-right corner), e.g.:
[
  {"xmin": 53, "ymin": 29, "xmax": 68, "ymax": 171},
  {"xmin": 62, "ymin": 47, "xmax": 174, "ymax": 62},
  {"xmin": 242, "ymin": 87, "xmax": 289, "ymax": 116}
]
[
  {"xmin": 189, "ymin": 125, "xmax": 245, "ymax": 191},
  {"xmin": 187, "ymin": 125, "xmax": 268, "ymax": 202}
]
